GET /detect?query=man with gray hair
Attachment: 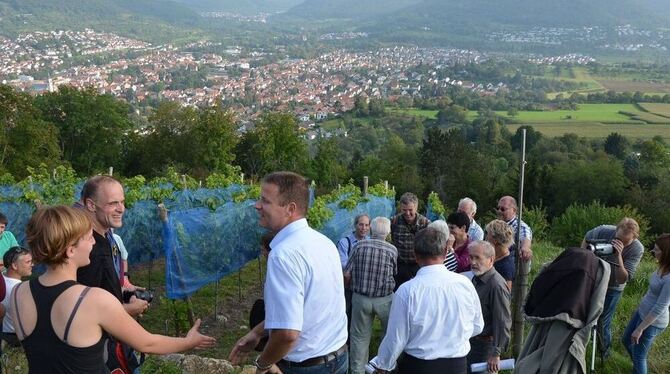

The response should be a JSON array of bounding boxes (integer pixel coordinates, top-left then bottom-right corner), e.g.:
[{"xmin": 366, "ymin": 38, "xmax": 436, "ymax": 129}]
[
  {"xmin": 428, "ymin": 220, "xmax": 458, "ymax": 272},
  {"xmin": 467, "ymin": 241, "xmax": 511, "ymax": 374},
  {"xmin": 371, "ymin": 226, "xmax": 483, "ymax": 373},
  {"xmin": 391, "ymin": 192, "xmax": 430, "ymax": 288},
  {"xmin": 345, "ymin": 217, "xmax": 397, "ymax": 374},
  {"xmin": 458, "ymin": 197, "xmax": 484, "ymax": 241}
]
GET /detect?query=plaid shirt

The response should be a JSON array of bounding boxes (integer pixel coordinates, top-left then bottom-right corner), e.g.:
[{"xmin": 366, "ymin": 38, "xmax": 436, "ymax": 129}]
[
  {"xmin": 345, "ymin": 238, "xmax": 398, "ymax": 298},
  {"xmin": 391, "ymin": 213, "xmax": 430, "ymax": 263},
  {"xmin": 506, "ymin": 217, "xmax": 532, "ymax": 255}
]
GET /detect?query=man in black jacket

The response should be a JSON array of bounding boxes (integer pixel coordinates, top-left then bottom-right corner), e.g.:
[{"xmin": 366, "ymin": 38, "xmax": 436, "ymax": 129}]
[{"xmin": 76, "ymin": 176, "xmax": 147, "ymax": 315}]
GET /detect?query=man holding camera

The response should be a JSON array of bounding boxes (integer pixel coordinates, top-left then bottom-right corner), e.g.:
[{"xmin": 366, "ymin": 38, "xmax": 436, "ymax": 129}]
[
  {"xmin": 581, "ymin": 217, "xmax": 644, "ymax": 358},
  {"xmin": 76, "ymin": 176, "xmax": 149, "ymax": 373}
]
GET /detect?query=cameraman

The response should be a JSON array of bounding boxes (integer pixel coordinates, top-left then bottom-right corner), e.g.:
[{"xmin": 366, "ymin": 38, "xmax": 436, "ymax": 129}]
[{"xmin": 581, "ymin": 217, "xmax": 644, "ymax": 359}]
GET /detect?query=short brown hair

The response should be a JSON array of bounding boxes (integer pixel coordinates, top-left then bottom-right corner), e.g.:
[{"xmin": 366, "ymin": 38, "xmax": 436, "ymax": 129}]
[
  {"xmin": 485, "ymin": 219, "xmax": 514, "ymax": 249},
  {"xmin": 262, "ymin": 172, "xmax": 310, "ymax": 215},
  {"xmin": 655, "ymin": 234, "xmax": 670, "ymax": 274},
  {"xmin": 81, "ymin": 175, "xmax": 121, "ymax": 201},
  {"xmin": 26, "ymin": 206, "xmax": 92, "ymax": 266},
  {"xmin": 616, "ymin": 218, "xmax": 640, "ymax": 239}
]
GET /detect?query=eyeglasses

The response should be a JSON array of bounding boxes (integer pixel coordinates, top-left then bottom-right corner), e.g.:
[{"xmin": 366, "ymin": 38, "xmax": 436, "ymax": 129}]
[{"xmin": 497, "ymin": 206, "xmax": 508, "ymax": 212}]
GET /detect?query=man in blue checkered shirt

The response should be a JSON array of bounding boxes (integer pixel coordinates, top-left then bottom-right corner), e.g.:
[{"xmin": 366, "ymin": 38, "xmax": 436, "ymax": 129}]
[{"xmin": 496, "ymin": 196, "xmax": 533, "ymax": 264}]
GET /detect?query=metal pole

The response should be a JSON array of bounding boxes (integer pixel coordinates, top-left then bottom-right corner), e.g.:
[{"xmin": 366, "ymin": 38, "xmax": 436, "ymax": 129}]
[
  {"xmin": 512, "ymin": 129, "xmax": 528, "ymax": 357},
  {"xmin": 363, "ymin": 176, "xmax": 369, "ymax": 196}
]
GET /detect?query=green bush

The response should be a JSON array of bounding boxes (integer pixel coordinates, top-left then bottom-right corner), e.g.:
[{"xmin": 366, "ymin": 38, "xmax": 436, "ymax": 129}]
[
  {"xmin": 521, "ymin": 205, "xmax": 549, "ymax": 241},
  {"xmin": 549, "ymin": 201, "xmax": 650, "ymax": 248}
]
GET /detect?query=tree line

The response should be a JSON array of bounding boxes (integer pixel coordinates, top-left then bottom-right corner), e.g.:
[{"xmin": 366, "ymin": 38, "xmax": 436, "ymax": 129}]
[{"xmin": 1, "ymin": 84, "xmax": 669, "ymax": 236}]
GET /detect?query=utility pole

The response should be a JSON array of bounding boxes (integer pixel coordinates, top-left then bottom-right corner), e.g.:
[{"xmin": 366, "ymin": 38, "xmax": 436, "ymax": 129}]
[{"xmin": 512, "ymin": 128, "xmax": 528, "ymax": 356}]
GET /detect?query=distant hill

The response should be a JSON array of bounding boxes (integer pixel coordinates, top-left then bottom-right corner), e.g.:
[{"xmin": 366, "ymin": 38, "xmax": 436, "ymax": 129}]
[
  {"xmin": 286, "ymin": 0, "xmax": 420, "ymax": 19},
  {"xmin": 174, "ymin": 0, "xmax": 304, "ymax": 14},
  {"xmin": 0, "ymin": 0, "xmax": 203, "ymax": 41},
  {"xmin": 285, "ymin": 0, "xmax": 670, "ymax": 27}
]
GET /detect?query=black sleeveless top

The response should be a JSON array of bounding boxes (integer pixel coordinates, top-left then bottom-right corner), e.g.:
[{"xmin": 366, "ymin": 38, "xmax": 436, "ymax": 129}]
[{"xmin": 17, "ymin": 279, "xmax": 107, "ymax": 374}]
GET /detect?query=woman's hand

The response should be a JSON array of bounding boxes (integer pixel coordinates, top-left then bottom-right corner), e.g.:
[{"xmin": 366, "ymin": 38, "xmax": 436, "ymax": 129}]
[
  {"xmin": 631, "ymin": 327, "xmax": 644, "ymax": 345},
  {"xmin": 186, "ymin": 319, "xmax": 217, "ymax": 349}
]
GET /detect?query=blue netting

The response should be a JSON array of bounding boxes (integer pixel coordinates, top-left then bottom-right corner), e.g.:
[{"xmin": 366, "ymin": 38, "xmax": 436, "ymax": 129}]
[
  {"xmin": 163, "ymin": 200, "xmax": 262, "ymax": 299},
  {"xmin": 319, "ymin": 196, "xmax": 395, "ymax": 243},
  {"xmin": 115, "ymin": 200, "xmax": 164, "ymax": 264},
  {"xmin": 0, "ymin": 186, "xmax": 24, "ymax": 200},
  {"xmin": 0, "ymin": 201, "xmax": 34, "ymax": 245},
  {"xmin": 425, "ymin": 202, "xmax": 445, "ymax": 222},
  {"xmin": 1, "ymin": 183, "xmax": 395, "ymax": 301}
]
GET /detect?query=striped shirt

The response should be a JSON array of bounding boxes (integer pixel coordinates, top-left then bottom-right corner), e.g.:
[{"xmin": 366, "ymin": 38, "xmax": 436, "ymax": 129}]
[
  {"xmin": 443, "ymin": 252, "xmax": 458, "ymax": 272},
  {"xmin": 345, "ymin": 238, "xmax": 398, "ymax": 298}
]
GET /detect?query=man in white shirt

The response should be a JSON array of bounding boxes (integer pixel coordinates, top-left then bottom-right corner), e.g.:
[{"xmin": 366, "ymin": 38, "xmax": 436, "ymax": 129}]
[
  {"xmin": 370, "ymin": 226, "xmax": 484, "ymax": 374},
  {"xmin": 458, "ymin": 197, "xmax": 484, "ymax": 241},
  {"xmin": 229, "ymin": 171, "xmax": 348, "ymax": 374},
  {"xmin": 2, "ymin": 246, "xmax": 33, "ymax": 346}
]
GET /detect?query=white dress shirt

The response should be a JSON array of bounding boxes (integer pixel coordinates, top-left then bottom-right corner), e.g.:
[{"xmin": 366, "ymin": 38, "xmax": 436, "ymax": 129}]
[
  {"xmin": 2, "ymin": 277, "xmax": 21, "ymax": 333},
  {"xmin": 371, "ymin": 264, "xmax": 484, "ymax": 370},
  {"xmin": 264, "ymin": 218, "xmax": 348, "ymax": 362}
]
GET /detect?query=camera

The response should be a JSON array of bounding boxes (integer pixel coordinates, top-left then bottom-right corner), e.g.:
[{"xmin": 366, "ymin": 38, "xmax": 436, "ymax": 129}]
[
  {"xmin": 123, "ymin": 289, "xmax": 155, "ymax": 304},
  {"xmin": 585, "ymin": 239, "xmax": 614, "ymax": 256}
]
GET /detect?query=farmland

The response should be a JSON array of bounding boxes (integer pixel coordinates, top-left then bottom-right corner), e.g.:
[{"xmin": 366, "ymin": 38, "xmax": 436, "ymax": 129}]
[
  {"xmin": 541, "ymin": 66, "xmax": 670, "ymax": 98},
  {"xmin": 385, "ymin": 103, "xmax": 670, "ymax": 141}
]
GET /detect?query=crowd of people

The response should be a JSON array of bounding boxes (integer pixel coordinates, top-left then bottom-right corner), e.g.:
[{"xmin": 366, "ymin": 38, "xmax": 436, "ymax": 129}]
[{"xmin": 0, "ymin": 170, "xmax": 668, "ymax": 374}]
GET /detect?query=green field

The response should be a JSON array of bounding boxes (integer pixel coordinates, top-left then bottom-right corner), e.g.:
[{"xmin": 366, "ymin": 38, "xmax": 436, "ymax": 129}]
[
  {"xmin": 638, "ymin": 102, "xmax": 670, "ymax": 118},
  {"xmin": 387, "ymin": 104, "xmax": 670, "ymax": 140},
  {"xmin": 545, "ymin": 67, "xmax": 670, "ymax": 98},
  {"xmin": 506, "ymin": 122, "xmax": 670, "ymax": 142},
  {"xmin": 465, "ymin": 104, "xmax": 648, "ymax": 123}
]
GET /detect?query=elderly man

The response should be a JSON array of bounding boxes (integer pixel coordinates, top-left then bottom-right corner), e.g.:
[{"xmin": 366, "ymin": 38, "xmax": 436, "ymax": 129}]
[
  {"xmin": 428, "ymin": 220, "xmax": 458, "ymax": 272},
  {"xmin": 581, "ymin": 217, "xmax": 643, "ymax": 358},
  {"xmin": 391, "ymin": 192, "xmax": 430, "ymax": 287},
  {"xmin": 1, "ymin": 246, "xmax": 33, "ymax": 347},
  {"xmin": 496, "ymin": 196, "xmax": 533, "ymax": 263},
  {"xmin": 458, "ymin": 198, "xmax": 484, "ymax": 241},
  {"xmin": 370, "ymin": 226, "xmax": 483, "ymax": 374},
  {"xmin": 345, "ymin": 217, "xmax": 397, "ymax": 374},
  {"xmin": 467, "ymin": 241, "xmax": 511, "ymax": 374},
  {"xmin": 230, "ymin": 172, "xmax": 348, "ymax": 374}
]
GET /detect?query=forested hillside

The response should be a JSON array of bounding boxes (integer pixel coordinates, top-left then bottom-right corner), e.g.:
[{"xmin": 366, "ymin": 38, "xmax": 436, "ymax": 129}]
[
  {"xmin": 287, "ymin": 0, "xmax": 670, "ymax": 28},
  {"xmin": 174, "ymin": 0, "xmax": 303, "ymax": 13},
  {"xmin": 0, "ymin": 0, "xmax": 203, "ymax": 41}
]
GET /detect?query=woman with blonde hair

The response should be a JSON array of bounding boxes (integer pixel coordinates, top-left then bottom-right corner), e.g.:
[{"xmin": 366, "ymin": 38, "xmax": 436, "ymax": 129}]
[
  {"xmin": 10, "ymin": 206, "xmax": 215, "ymax": 373},
  {"xmin": 485, "ymin": 219, "xmax": 515, "ymax": 290},
  {"xmin": 622, "ymin": 234, "xmax": 670, "ymax": 374}
]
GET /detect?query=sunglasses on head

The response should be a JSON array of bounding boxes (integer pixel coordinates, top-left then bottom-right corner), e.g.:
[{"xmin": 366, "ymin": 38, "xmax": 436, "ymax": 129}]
[{"xmin": 4, "ymin": 246, "xmax": 28, "ymax": 266}]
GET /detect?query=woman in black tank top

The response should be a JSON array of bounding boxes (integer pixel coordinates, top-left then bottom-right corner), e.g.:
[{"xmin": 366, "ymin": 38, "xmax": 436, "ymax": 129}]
[{"xmin": 11, "ymin": 206, "xmax": 216, "ymax": 374}]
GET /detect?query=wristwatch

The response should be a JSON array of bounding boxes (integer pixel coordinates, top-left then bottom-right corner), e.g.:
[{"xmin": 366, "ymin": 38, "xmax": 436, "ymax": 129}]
[{"xmin": 253, "ymin": 355, "xmax": 273, "ymax": 371}]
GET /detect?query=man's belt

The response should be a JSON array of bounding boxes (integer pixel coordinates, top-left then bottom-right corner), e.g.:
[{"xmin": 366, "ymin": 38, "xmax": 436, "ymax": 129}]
[
  {"xmin": 473, "ymin": 335, "xmax": 494, "ymax": 342},
  {"xmin": 279, "ymin": 344, "xmax": 347, "ymax": 368}
]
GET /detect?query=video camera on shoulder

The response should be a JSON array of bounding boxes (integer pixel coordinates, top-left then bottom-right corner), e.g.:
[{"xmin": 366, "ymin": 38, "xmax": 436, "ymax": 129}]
[
  {"xmin": 585, "ymin": 239, "xmax": 614, "ymax": 256},
  {"xmin": 122, "ymin": 289, "xmax": 155, "ymax": 304}
]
